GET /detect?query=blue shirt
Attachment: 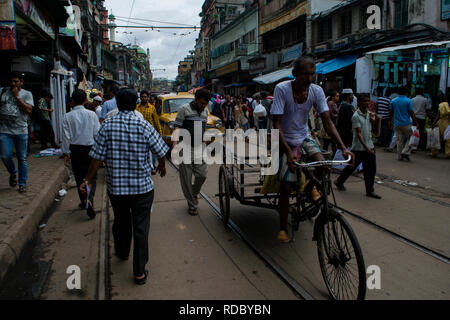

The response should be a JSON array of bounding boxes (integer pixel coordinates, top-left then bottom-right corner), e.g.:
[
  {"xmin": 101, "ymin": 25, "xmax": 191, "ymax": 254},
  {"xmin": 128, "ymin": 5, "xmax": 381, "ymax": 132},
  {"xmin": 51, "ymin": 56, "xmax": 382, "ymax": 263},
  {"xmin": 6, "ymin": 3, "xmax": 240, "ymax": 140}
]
[
  {"xmin": 100, "ymin": 97, "xmax": 117, "ymax": 120},
  {"xmin": 89, "ymin": 111, "xmax": 169, "ymax": 195},
  {"xmin": 390, "ymin": 95, "xmax": 413, "ymax": 127}
]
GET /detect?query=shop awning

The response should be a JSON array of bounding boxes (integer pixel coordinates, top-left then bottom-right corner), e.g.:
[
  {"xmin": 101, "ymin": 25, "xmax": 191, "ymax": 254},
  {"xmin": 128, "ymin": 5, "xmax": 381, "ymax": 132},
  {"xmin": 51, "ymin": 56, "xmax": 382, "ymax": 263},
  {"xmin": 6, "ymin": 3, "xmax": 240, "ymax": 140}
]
[
  {"xmin": 253, "ymin": 68, "xmax": 294, "ymax": 85},
  {"xmin": 224, "ymin": 82, "xmax": 256, "ymax": 88},
  {"xmin": 365, "ymin": 41, "xmax": 450, "ymax": 54},
  {"xmin": 315, "ymin": 54, "xmax": 358, "ymax": 74}
]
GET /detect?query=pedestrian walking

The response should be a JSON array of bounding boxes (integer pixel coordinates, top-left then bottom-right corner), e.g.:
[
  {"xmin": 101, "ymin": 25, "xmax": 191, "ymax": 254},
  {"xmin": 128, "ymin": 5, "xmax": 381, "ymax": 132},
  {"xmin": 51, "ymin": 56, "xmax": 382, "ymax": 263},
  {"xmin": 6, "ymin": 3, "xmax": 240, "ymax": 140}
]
[
  {"xmin": 261, "ymin": 91, "xmax": 272, "ymax": 130},
  {"xmin": 334, "ymin": 94, "xmax": 382, "ymax": 199},
  {"xmin": 221, "ymin": 95, "xmax": 236, "ymax": 129},
  {"xmin": 411, "ymin": 88, "xmax": 432, "ymax": 151},
  {"xmin": 136, "ymin": 90, "xmax": 163, "ymax": 174},
  {"xmin": 80, "ymin": 88, "xmax": 169, "ymax": 285},
  {"xmin": 389, "ymin": 87, "xmax": 418, "ymax": 162},
  {"xmin": 235, "ymin": 98, "xmax": 249, "ymax": 131},
  {"xmin": 0, "ymin": 72, "xmax": 34, "ymax": 193},
  {"xmin": 62, "ymin": 89, "xmax": 100, "ymax": 219},
  {"xmin": 321, "ymin": 90, "xmax": 339, "ymax": 154},
  {"xmin": 37, "ymin": 89, "xmax": 58, "ymax": 150},
  {"xmin": 430, "ymin": 96, "xmax": 450, "ymax": 159},
  {"xmin": 376, "ymin": 88, "xmax": 392, "ymax": 148},
  {"xmin": 337, "ymin": 89, "xmax": 356, "ymax": 148},
  {"xmin": 173, "ymin": 89, "xmax": 211, "ymax": 216},
  {"xmin": 99, "ymin": 85, "xmax": 119, "ymax": 123}
]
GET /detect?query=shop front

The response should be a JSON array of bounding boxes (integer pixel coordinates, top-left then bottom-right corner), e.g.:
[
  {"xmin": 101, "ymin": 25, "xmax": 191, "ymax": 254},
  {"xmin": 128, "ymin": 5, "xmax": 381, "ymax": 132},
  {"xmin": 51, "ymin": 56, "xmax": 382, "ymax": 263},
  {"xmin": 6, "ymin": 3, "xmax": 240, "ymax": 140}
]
[{"xmin": 359, "ymin": 41, "xmax": 450, "ymax": 109}]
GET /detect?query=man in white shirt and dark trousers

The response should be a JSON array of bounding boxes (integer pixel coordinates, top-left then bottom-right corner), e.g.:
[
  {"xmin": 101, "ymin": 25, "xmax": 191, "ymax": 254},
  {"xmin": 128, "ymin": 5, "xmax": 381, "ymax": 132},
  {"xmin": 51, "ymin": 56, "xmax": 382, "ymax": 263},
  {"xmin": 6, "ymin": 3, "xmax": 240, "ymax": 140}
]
[{"xmin": 62, "ymin": 89, "xmax": 100, "ymax": 219}]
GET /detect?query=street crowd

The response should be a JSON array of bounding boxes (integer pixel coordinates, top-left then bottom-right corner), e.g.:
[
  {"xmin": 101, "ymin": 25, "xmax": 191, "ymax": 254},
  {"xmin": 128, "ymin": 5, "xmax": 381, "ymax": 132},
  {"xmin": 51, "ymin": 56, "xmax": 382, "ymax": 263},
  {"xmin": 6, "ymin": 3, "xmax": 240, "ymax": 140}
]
[{"xmin": 1, "ymin": 55, "xmax": 450, "ymax": 283}]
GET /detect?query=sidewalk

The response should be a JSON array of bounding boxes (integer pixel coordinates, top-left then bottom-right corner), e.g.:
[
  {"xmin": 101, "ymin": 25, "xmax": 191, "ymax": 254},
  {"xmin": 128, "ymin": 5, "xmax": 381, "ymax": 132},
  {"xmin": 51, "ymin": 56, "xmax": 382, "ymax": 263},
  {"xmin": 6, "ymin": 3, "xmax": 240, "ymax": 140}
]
[{"xmin": 0, "ymin": 144, "xmax": 68, "ymax": 285}]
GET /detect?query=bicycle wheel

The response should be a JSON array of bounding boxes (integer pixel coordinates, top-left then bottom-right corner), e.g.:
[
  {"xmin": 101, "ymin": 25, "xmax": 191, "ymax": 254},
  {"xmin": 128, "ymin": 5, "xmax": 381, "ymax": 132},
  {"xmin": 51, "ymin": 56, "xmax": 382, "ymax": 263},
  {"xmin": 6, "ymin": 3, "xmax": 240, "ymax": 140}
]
[
  {"xmin": 316, "ymin": 209, "xmax": 366, "ymax": 300},
  {"xmin": 218, "ymin": 165, "xmax": 230, "ymax": 226}
]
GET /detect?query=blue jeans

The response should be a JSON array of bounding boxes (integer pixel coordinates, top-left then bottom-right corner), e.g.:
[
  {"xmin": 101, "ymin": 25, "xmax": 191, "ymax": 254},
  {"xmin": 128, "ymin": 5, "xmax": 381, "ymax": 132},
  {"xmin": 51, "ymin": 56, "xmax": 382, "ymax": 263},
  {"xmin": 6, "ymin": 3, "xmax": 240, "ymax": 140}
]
[{"xmin": 0, "ymin": 133, "xmax": 28, "ymax": 186}]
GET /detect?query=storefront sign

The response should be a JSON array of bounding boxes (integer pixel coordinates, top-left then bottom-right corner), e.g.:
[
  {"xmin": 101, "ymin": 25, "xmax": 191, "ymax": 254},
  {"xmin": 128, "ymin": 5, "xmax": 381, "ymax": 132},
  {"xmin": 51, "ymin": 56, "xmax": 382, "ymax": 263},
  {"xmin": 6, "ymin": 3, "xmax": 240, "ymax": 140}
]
[
  {"xmin": 282, "ymin": 43, "xmax": 303, "ymax": 64},
  {"xmin": 333, "ymin": 37, "xmax": 350, "ymax": 49},
  {"xmin": 0, "ymin": 0, "xmax": 15, "ymax": 20},
  {"xmin": 0, "ymin": 22, "xmax": 17, "ymax": 50},
  {"xmin": 314, "ymin": 43, "xmax": 328, "ymax": 54},
  {"xmin": 260, "ymin": 1, "xmax": 308, "ymax": 35},
  {"xmin": 216, "ymin": 61, "xmax": 239, "ymax": 77},
  {"xmin": 15, "ymin": 0, "xmax": 55, "ymax": 39}
]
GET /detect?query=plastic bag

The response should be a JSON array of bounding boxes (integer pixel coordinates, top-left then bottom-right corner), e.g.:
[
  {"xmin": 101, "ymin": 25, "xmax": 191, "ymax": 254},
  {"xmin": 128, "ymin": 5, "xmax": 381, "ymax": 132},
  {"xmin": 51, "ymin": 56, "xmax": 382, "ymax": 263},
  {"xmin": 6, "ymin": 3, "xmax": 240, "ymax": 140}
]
[
  {"xmin": 444, "ymin": 125, "xmax": 450, "ymax": 141},
  {"xmin": 409, "ymin": 126, "xmax": 420, "ymax": 148},
  {"xmin": 426, "ymin": 127, "xmax": 441, "ymax": 150},
  {"xmin": 253, "ymin": 103, "xmax": 267, "ymax": 117}
]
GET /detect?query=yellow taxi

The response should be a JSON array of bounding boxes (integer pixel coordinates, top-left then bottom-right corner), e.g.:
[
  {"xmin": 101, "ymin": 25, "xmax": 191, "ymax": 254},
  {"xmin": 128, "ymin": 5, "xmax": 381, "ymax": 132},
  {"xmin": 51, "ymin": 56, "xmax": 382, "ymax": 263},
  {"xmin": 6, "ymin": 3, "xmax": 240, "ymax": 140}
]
[{"xmin": 156, "ymin": 92, "xmax": 224, "ymax": 145}]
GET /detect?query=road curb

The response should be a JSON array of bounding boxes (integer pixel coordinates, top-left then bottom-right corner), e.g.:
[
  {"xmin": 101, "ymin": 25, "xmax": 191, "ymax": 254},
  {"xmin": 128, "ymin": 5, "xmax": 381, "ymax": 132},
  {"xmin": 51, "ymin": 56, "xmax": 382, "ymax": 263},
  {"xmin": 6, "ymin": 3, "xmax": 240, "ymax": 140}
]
[{"xmin": 0, "ymin": 164, "xmax": 68, "ymax": 286}]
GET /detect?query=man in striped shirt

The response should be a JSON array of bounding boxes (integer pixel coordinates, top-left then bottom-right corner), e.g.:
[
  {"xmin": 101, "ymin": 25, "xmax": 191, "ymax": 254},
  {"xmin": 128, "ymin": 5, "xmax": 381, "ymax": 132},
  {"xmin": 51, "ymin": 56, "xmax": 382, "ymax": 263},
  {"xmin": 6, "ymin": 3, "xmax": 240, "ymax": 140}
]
[{"xmin": 376, "ymin": 89, "xmax": 392, "ymax": 148}]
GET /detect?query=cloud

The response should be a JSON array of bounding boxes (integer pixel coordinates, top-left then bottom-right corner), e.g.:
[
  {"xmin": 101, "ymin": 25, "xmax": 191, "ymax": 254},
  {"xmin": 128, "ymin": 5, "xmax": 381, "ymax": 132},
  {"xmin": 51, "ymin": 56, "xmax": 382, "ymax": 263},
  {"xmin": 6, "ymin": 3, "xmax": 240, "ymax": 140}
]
[{"xmin": 105, "ymin": 0, "xmax": 203, "ymax": 80}]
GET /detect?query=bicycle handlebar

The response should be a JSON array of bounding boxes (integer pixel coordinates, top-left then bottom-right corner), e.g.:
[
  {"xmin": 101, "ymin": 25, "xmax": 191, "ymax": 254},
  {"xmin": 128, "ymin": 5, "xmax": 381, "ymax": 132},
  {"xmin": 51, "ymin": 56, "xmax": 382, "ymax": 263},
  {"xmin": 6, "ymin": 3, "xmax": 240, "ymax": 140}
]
[{"xmin": 294, "ymin": 156, "xmax": 352, "ymax": 168}]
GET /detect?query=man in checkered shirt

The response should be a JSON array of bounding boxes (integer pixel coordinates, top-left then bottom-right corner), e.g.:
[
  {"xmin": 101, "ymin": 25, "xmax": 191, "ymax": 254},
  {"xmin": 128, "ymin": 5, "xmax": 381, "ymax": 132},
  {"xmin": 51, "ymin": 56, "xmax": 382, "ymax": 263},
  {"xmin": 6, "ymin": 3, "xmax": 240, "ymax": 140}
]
[{"xmin": 80, "ymin": 88, "xmax": 169, "ymax": 285}]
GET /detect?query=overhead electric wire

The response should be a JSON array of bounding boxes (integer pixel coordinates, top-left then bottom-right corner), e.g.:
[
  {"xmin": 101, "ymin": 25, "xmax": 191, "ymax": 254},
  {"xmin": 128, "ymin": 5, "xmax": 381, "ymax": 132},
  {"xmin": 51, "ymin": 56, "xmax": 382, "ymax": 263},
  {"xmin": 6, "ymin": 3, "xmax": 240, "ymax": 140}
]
[{"xmin": 114, "ymin": 15, "xmax": 196, "ymax": 27}]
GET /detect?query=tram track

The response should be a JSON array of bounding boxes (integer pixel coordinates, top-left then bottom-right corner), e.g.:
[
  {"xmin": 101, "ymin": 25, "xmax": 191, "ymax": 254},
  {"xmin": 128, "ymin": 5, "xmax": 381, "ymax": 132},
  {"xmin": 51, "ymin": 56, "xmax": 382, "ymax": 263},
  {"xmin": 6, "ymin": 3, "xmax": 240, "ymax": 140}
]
[
  {"xmin": 240, "ymin": 156, "xmax": 450, "ymax": 265},
  {"xmin": 331, "ymin": 205, "xmax": 450, "ymax": 265},
  {"xmin": 168, "ymin": 159, "xmax": 316, "ymax": 300}
]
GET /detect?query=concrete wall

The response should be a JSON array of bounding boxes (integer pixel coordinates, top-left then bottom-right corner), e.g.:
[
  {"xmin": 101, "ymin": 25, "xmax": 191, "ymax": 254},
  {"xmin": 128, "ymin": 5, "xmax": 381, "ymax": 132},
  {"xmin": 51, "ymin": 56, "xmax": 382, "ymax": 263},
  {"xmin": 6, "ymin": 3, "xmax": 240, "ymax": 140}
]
[{"xmin": 408, "ymin": 0, "xmax": 449, "ymax": 32}]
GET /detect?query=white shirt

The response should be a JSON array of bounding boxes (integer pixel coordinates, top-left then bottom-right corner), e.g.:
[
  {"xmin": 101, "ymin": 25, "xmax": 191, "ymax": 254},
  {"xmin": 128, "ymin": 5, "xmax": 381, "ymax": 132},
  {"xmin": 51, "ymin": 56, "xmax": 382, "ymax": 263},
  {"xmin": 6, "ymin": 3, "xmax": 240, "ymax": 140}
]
[
  {"xmin": 104, "ymin": 108, "xmax": 144, "ymax": 120},
  {"xmin": 62, "ymin": 105, "xmax": 100, "ymax": 154},
  {"xmin": 411, "ymin": 95, "xmax": 431, "ymax": 120},
  {"xmin": 95, "ymin": 105, "xmax": 102, "ymax": 119},
  {"xmin": 270, "ymin": 81, "xmax": 328, "ymax": 146}
]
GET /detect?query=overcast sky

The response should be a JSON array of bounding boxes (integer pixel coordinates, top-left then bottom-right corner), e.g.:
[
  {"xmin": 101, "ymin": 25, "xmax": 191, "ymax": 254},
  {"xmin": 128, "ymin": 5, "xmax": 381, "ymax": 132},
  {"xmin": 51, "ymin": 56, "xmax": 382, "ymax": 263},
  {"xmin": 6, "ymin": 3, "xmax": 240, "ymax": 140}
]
[{"xmin": 104, "ymin": 0, "xmax": 203, "ymax": 80}]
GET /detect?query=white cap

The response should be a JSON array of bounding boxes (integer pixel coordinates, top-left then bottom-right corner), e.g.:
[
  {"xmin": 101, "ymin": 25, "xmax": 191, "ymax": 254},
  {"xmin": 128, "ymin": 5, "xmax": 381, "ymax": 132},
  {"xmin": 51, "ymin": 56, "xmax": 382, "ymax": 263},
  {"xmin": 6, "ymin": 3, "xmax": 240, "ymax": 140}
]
[
  {"xmin": 342, "ymin": 88, "xmax": 353, "ymax": 94},
  {"xmin": 93, "ymin": 96, "xmax": 102, "ymax": 102}
]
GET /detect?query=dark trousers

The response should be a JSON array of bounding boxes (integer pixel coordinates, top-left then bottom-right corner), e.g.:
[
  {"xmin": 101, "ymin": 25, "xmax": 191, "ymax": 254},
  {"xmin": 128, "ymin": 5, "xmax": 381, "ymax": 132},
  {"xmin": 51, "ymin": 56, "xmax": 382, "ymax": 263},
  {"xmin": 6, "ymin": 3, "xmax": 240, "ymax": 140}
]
[
  {"xmin": 417, "ymin": 118, "xmax": 427, "ymax": 150},
  {"xmin": 70, "ymin": 145, "xmax": 96, "ymax": 205},
  {"xmin": 337, "ymin": 150, "xmax": 376, "ymax": 194},
  {"xmin": 378, "ymin": 118, "xmax": 392, "ymax": 148},
  {"xmin": 225, "ymin": 119, "xmax": 235, "ymax": 129},
  {"xmin": 108, "ymin": 190, "xmax": 154, "ymax": 277},
  {"xmin": 40, "ymin": 120, "xmax": 57, "ymax": 149}
]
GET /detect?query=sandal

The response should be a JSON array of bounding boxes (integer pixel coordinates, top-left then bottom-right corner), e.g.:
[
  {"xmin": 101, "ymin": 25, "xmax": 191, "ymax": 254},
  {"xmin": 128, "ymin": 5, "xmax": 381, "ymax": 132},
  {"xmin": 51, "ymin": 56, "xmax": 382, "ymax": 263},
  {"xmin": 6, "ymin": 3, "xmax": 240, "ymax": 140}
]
[
  {"xmin": 134, "ymin": 270, "xmax": 148, "ymax": 285},
  {"xmin": 188, "ymin": 208, "xmax": 198, "ymax": 216}
]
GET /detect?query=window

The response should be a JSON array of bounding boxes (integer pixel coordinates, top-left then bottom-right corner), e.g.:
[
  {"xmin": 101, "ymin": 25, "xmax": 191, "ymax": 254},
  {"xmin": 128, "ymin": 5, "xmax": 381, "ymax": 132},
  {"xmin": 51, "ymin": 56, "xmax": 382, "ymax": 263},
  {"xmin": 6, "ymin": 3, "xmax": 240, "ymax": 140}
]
[
  {"xmin": 265, "ymin": 0, "xmax": 273, "ymax": 5},
  {"xmin": 340, "ymin": 11, "xmax": 352, "ymax": 36},
  {"xmin": 164, "ymin": 98, "xmax": 193, "ymax": 113},
  {"xmin": 395, "ymin": 0, "xmax": 408, "ymax": 28},
  {"xmin": 317, "ymin": 19, "xmax": 332, "ymax": 43},
  {"xmin": 249, "ymin": 29, "xmax": 255, "ymax": 43}
]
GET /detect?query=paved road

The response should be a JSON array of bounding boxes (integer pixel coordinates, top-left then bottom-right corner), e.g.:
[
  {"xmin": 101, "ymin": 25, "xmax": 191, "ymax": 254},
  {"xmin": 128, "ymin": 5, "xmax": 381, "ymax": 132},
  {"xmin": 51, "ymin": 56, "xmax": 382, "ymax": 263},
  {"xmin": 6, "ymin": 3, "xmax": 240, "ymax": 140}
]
[{"xmin": 3, "ymin": 143, "xmax": 448, "ymax": 300}]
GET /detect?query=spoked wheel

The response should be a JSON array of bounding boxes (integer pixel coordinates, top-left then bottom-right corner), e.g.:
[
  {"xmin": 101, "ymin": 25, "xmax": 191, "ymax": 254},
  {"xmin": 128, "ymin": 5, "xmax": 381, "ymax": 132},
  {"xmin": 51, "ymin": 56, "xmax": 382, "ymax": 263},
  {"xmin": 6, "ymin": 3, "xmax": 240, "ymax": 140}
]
[
  {"xmin": 218, "ymin": 165, "xmax": 230, "ymax": 226},
  {"xmin": 317, "ymin": 208, "xmax": 366, "ymax": 300}
]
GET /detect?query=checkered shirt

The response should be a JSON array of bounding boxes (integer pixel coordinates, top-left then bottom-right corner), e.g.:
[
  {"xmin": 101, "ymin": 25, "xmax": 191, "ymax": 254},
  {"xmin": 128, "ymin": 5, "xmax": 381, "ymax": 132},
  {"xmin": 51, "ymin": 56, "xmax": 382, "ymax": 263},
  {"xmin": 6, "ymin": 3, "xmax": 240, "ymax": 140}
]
[{"xmin": 89, "ymin": 110, "xmax": 169, "ymax": 195}]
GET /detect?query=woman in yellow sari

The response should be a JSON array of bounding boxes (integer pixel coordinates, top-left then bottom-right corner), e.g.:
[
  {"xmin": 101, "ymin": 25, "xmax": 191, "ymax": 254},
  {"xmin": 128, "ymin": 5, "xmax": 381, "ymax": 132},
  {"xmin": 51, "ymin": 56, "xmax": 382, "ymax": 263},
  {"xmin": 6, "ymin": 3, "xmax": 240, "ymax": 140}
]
[{"xmin": 430, "ymin": 98, "xmax": 450, "ymax": 158}]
